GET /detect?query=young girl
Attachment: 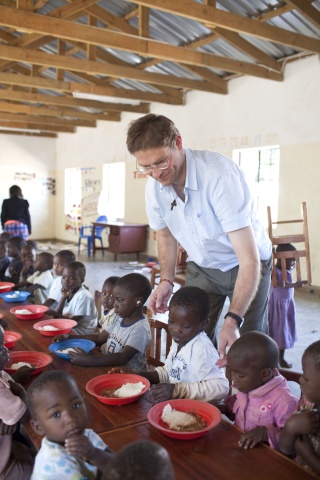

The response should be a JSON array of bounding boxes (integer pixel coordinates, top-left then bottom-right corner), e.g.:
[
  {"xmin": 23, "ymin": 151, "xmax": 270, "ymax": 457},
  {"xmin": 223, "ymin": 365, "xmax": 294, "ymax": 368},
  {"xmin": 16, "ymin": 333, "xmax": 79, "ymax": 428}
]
[
  {"xmin": 48, "ymin": 261, "xmax": 98, "ymax": 335},
  {"xmin": 0, "ymin": 325, "xmax": 35, "ymax": 479},
  {"xmin": 268, "ymin": 243, "xmax": 297, "ymax": 368},
  {"xmin": 280, "ymin": 340, "xmax": 320, "ymax": 476},
  {"xmin": 214, "ymin": 331, "xmax": 298, "ymax": 450},
  {"xmin": 26, "ymin": 370, "xmax": 114, "ymax": 479},
  {"xmin": 53, "ymin": 273, "xmax": 152, "ymax": 371},
  {"xmin": 0, "ymin": 239, "xmax": 10, "ymax": 281},
  {"xmin": 99, "ymin": 276, "xmax": 119, "ymax": 329},
  {"xmin": 110, "ymin": 286, "xmax": 229, "ymax": 403}
]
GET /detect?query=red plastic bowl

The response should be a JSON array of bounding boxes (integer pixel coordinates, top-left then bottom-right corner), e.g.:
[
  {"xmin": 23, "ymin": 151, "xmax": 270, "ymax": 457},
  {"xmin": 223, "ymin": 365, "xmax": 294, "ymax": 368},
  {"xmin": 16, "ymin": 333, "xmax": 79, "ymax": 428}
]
[
  {"xmin": 0, "ymin": 282, "xmax": 15, "ymax": 293},
  {"xmin": 5, "ymin": 351, "xmax": 52, "ymax": 375},
  {"xmin": 86, "ymin": 373, "xmax": 150, "ymax": 406},
  {"xmin": 148, "ymin": 399, "xmax": 222, "ymax": 440},
  {"xmin": 4, "ymin": 331, "xmax": 22, "ymax": 349},
  {"xmin": 33, "ymin": 319, "xmax": 78, "ymax": 336},
  {"xmin": 10, "ymin": 305, "xmax": 49, "ymax": 320}
]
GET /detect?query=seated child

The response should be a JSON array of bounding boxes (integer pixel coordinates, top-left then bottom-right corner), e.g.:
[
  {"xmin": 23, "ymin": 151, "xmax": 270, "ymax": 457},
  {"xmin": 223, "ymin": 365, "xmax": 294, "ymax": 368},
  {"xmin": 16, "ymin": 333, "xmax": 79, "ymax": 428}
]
[
  {"xmin": 18, "ymin": 244, "xmax": 37, "ymax": 285},
  {"xmin": 53, "ymin": 273, "xmax": 152, "ymax": 371},
  {"xmin": 0, "ymin": 232, "xmax": 11, "ymax": 242},
  {"xmin": 16, "ymin": 252, "xmax": 54, "ymax": 304},
  {"xmin": 3, "ymin": 236, "xmax": 25, "ymax": 284},
  {"xmin": 102, "ymin": 440, "xmax": 174, "ymax": 480},
  {"xmin": 26, "ymin": 370, "xmax": 114, "ymax": 480},
  {"xmin": 43, "ymin": 249, "xmax": 76, "ymax": 312},
  {"xmin": 280, "ymin": 340, "xmax": 320, "ymax": 476},
  {"xmin": 214, "ymin": 331, "xmax": 298, "ymax": 450},
  {"xmin": 0, "ymin": 325, "xmax": 35, "ymax": 480},
  {"xmin": 49, "ymin": 261, "xmax": 98, "ymax": 335},
  {"xmin": 99, "ymin": 276, "xmax": 119, "ymax": 329},
  {"xmin": 0, "ymin": 239, "xmax": 10, "ymax": 281},
  {"xmin": 110, "ymin": 286, "xmax": 229, "ymax": 403}
]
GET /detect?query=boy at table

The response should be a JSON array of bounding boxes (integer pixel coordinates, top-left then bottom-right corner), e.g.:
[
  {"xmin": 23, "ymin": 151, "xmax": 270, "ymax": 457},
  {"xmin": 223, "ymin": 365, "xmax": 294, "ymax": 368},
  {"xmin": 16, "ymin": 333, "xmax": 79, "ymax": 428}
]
[
  {"xmin": 0, "ymin": 238, "xmax": 10, "ymax": 281},
  {"xmin": 17, "ymin": 243, "xmax": 36, "ymax": 285},
  {"xmin": 43, "ymin": 249, "xmax": 76, "ymax": 312},
  {"xmin": 110, "ymin": 286, "xmax": 229, "ymax": 403},
  {"xmin": 26, "ymin": 370, "xmax": 114, "ymax": 480},
  {"xmin": 48, "ymin": 261, "xmax": 98, "ymax": 335},
  {"xmin": 53, "ymin": 273, "xmax": 152, "ymax": 371},
  {"xmin": 16, "ymin": 252, "xmax": 54, "ymax": 304},
  {"xmin": 3, "ymin": 235, "xmax": 25, "ymax": 284}
]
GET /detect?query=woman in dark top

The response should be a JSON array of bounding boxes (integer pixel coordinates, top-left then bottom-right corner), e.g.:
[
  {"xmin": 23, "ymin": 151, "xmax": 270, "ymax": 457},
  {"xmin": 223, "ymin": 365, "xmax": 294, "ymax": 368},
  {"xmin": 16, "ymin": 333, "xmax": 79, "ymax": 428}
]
[{"xmin": 1, "ymin": 185, "xmax": 31, "ymax": 240}]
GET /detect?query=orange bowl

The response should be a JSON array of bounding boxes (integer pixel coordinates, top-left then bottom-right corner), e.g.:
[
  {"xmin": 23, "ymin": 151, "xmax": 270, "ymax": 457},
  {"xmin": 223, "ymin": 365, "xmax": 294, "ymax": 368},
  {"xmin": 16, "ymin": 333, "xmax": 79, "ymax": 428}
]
[
  {"xmin": 33, "ymin": 319, "xmax": 77, "ymax": 336},
  {"xmin": 0, "ymin": 282, "xmax": 15, "ymax": 293},
  {"xmin": 86, "ymin": 373, "xmax": 150, "ymax": 406},
  {"xmin": 10, "ymin": 305, "xmax": 49, "ymax": 320},
  {"xmin": 4, "ymin": 331, "xmax": 22, "ymax": 349},
  {"xmin": 5, "ymin": 351, "xmax": 52, "ymax": 375},
  {"xmin": 148, "ymin": 399, "xmax": 221, "ymax": 440}
]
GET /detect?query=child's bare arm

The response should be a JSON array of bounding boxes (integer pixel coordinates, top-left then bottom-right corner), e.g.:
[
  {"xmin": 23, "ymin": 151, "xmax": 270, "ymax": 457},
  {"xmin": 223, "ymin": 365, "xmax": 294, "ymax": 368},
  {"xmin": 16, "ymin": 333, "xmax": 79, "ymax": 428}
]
[
  {"xmin": 280, "ymin": 411, "xmax": 320, "ymax": 455},
  {"xmin": 109, "ymin": 366, "xmax": 160, "ymax": 384},
  {"xmin": 53, "ymin": 330, "xmax": 108, "ymax": 345},
  {"xmin": 64, "ymin": 434, "xmax": 113, "ymax": 471},
  {"xmin": 26, "ymin": 282, "xmax": 42, "ymax": 294},
  {"xmin": 15, "ymin": 279, "xmax": 30, "ymax": 290},
  {"xmin": 238, "ymin": 427, "xmax": 268, "ymax": 449},
  {"xmin": 43, "ymin": 298, "xmax": 55, "ymax": 307},
  {"xmin": 295, "ymin": 435, "xmax": 320, "ymax": 475},
  {"xmin": 68, "ymin": 345, "xmax": 138, "ymax": 367}
]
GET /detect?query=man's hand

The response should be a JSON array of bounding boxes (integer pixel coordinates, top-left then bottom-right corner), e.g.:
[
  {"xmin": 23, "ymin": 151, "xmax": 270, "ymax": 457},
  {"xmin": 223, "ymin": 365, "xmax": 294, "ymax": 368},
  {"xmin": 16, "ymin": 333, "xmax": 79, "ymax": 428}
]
[
  {"xmin": 151, "ymin": 383, "xmax": 175, "ymax": 403},
  {"xmin": 216, "ymin": 318, "xmax": 240, "ymax": 368},
  {"xmin": 238, "ymin": 426, "xmax": 268, "ymax": 449},
  {"xmin": 148, "ymin": 282, "xmax": 173, "ymax": 315}
]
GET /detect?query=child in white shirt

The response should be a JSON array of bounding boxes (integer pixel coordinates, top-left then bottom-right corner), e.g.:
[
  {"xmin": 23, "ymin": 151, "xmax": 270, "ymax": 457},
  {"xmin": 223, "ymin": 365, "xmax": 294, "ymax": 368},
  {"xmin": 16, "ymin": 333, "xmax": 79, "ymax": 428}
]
[
  {"xmin": 43, "ymin": 250, "xmax": 76, "ymax": 312},
  {"xmin": 17, "ymin": 252, "xmax": 54, "ymax": 304},
  {"xmin": 48, "ymin": 261, "xmax": 98, "ymax": 335},
  {"xmin": 110, "ymin": 286, "xmax": 229, "ymax": 403},
  {"xmin": 99, "ymin": 276, "xmax": 119, "ymax": 329}
]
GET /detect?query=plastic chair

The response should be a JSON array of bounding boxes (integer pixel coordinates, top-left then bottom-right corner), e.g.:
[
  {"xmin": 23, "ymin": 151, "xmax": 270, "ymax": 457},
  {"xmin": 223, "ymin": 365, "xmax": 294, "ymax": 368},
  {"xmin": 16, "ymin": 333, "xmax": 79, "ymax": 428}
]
[{"xmin": 78, "ymin": 215, "xmax": 107, "ymax": 257}]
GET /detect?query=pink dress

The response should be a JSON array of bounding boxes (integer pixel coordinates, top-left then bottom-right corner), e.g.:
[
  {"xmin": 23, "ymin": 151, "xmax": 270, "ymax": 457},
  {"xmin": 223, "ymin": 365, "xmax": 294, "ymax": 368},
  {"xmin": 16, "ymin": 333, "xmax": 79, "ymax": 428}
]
[{"xmin": 268, "ymin": 268, "xmax": 297, "ymax": 349}]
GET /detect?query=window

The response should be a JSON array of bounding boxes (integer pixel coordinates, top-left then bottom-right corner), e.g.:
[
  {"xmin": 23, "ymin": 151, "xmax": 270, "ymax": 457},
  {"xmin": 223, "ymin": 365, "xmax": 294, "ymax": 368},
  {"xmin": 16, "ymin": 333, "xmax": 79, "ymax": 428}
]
[
  {"xmin": 98, "ymin": 162, "xmax": 125, "ymax": 220},
  {"xmin": 233, "ymin": 146, "xmax": 280, "ymax": 227}
]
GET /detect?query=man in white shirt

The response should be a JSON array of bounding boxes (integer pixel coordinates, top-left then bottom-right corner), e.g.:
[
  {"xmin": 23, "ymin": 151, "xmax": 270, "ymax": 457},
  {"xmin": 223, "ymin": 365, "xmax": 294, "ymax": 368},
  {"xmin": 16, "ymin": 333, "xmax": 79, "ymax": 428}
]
[{"xmin": 126, "ymin": 114, "xmax": 272, "ymax": 367}]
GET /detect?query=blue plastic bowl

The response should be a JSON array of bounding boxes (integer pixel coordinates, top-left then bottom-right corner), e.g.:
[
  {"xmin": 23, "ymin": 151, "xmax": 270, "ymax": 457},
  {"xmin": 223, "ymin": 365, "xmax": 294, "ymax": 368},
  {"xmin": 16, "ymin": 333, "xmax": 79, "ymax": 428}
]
[
  {"xmin": 0, "ymin": 291, "xmax": 31, "ymax": 303},
  {"xmin": 48, "ymin": 339, "xmax": 96, "ymax": 360}
]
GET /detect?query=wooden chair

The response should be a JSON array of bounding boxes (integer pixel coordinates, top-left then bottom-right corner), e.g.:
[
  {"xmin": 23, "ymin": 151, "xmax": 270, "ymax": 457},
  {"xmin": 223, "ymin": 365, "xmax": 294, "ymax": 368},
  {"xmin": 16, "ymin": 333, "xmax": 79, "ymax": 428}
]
[
  {"xmin": 267, "ymin": 202, "xmax": 311, "ymax": 288},
  {"xmin": 150, "ymin": 246, "xmax": 187, "ymax": 289},
  {"xmin": 146, "ymin": 314, "xmax": 172, "ymax": 368}
]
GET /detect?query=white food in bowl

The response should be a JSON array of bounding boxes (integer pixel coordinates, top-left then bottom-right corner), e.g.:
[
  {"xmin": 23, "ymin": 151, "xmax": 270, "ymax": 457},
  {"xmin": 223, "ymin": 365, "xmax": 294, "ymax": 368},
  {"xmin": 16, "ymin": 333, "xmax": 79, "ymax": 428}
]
[
  {"xmin": 39, "ymin": 325, "xmax": 59, "ymax": 331},
  {"xmin": 114, "ymin": 382, "xmax": 145, "ymax": 398},
  {"xmin": 10, "ymin": 362, "xmax": 33, "ymax": 369},
  {"xmin": 15, "ymin": 309, "xmax": 32, "ymax": 315},
  {"xmin": 161, "ymin": 403, "xmax": 197, "ymax": 429},
  {"xmin": 57, "ymin": 348, "xmax": 77, "ymax": 354}
]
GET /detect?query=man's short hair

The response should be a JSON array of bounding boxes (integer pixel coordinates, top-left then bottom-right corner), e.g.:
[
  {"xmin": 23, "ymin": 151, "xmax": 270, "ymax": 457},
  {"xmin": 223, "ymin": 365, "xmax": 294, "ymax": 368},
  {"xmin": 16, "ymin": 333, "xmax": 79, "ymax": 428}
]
[{"xmin": 127, "ymin": 114, "xmax": 180, "ymax": 154}]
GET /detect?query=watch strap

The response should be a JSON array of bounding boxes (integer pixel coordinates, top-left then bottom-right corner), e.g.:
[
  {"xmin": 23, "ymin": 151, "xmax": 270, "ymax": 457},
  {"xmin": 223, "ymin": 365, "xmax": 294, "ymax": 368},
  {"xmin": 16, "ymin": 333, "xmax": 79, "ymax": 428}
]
[{"xmin": 224, "ymin": 312, "xmax": 244, "ymax": 328}]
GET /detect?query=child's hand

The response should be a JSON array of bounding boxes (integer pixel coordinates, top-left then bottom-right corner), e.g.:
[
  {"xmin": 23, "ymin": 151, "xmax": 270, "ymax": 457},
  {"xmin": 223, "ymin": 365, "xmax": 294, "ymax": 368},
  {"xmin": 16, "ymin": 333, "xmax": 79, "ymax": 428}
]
[
  {"xmin": 286, "ymin": 411, "xmax": 320, "ymax": 436},
  {"xmin": 210, "ymin": 400, "xmax": 228, "ymax": 415},
  {"xmin": 238, "ymin": 426, "xmax": 268, "ymax": 449},
  {"xmin": 11, "ymin": 366, "xmax": 35, "ymax": 384},
  {"xmin": 53, "ymin": 334, "xmax": 69, "ymax": 343},
  {"xmin": 8, "ymin": 266, "xmax": 15, "ymax": 276},
  {"xmin": 8, "ymin": 380, "xmax": 27, "ymax": 401},
  {"xmin": 294, "ymin": 434, "xmax": 315, "ymax": 461},
  {"xmin": 0, "ymin": 419, "xmax": 19, "ymax": 436},
  {"xmin": 108, "ymin": 366, "xmax": 134, "ymax": 374},
  {"xmin": 69, "ymin": 348, "xmax": 89, "ymax": 366},
  {"xmin": 151, "ymin": 383, "xmax": 175, "ymax": 403},
  {"xmin": 65, "ymin": 433, "xmax": 94, "ymax": 461}
]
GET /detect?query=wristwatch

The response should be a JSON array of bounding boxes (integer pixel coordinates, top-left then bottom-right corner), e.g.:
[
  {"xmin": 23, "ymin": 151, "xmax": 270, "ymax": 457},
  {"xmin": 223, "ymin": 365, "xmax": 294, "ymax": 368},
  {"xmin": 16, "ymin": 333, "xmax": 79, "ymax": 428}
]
[{"xmin": 224, "ymin": 312, "xmax": 244, "ymax": 328}]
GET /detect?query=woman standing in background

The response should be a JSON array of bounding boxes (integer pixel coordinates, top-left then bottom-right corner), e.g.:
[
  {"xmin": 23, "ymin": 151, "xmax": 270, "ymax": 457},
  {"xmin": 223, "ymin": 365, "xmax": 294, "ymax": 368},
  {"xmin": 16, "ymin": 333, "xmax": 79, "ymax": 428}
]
[{"xmin": 1, "ymin": 185, "xmax": 31, "ymax": 240}]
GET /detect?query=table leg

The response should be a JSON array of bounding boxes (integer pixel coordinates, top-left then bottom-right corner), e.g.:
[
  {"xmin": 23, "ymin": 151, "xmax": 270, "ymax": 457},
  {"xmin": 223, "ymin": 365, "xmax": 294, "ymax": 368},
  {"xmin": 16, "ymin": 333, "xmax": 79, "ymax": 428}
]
[{"xmin": 92, "ymin": 225, "xmax": 96, "ymax": 257}]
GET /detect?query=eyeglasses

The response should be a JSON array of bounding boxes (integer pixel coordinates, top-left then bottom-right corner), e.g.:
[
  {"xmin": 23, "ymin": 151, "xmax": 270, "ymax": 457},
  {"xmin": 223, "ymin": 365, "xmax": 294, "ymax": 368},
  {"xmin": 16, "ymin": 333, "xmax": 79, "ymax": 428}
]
[{"xmin": 136, "ymin": 150, "xmax": 171, "ymax": 174}]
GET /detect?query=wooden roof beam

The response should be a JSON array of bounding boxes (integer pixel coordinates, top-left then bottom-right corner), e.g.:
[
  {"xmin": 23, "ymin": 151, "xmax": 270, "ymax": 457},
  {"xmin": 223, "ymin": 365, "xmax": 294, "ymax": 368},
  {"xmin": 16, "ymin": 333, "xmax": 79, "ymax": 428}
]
[
  {"xmin": 0, "ymin": 120, "xmax": 75, "ymax": 133},
  {"xmin": 0, "ymin": 111, "xmax": 96, "ymax": 127}
]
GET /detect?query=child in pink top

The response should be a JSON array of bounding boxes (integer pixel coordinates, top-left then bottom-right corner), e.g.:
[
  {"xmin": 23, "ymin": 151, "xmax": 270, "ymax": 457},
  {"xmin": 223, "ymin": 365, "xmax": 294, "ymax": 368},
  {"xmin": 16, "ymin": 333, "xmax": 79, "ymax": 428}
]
[
  {"xmin": 0, "ymin": 325, "xmax": 34, "ymax": 479},
  {"xmin": 214, "ymin": 331, "xmax": 298, "ymax": 450}
]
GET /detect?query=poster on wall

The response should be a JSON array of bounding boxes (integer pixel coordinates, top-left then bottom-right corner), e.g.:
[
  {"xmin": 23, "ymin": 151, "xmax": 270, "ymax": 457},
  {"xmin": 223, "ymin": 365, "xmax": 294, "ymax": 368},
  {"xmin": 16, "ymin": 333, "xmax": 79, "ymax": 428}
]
[
  {"xmin": 82, "ymin": 192, "xmax": 100, "ymax": 219},
  {"xmin": 65, "ymin": 204, "xmax": 81, "ymax": 235},
  {"xmin": 13, "ymin": 172, "xmax": 56, "ymax": 195}
]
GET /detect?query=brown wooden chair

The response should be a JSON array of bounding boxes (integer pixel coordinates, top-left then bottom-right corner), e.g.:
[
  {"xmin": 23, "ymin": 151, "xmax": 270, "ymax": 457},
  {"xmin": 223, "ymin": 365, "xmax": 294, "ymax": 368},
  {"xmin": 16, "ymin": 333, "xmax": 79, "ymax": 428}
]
[
  {"xmin": 146, "ymin": 315, "xmax": 172, "ymax": 369},
  {"xmin": 267, "ymin": 202, "xmax": 311, "ymax": 288},
  {"xmin": 150, "ymin": 245, "xmax": 187, "ymax": 288}
]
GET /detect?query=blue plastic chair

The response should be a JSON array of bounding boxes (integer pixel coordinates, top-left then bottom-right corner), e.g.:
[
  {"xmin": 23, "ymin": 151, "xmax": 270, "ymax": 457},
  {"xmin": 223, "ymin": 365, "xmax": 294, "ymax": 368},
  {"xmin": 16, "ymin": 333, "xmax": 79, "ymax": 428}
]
[{"xmin": 78, "ymin": 215, "xmax": 107, "ymax": 257}]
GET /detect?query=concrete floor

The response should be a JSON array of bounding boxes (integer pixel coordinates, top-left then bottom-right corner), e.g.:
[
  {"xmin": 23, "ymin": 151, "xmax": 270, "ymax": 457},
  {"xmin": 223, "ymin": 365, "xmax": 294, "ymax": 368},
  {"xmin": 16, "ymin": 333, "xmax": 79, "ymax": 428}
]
[{"xmin": 44, "ymin": 243, "xmax": 320, "ymax": 374}]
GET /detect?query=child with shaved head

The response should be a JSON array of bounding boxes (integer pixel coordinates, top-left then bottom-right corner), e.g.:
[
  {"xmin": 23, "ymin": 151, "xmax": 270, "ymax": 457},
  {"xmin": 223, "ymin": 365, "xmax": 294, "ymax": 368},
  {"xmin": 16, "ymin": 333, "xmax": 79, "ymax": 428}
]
[{"xmin": 213, "ymin": 331, "xmax": 298, "ymax": 450}]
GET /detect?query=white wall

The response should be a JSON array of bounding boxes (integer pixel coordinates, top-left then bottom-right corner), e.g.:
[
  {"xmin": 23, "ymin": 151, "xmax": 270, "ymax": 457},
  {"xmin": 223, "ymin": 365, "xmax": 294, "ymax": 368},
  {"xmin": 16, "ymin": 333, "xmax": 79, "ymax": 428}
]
[
  {"xmin": 1, "ymin": 55, "xmax": 319, "ymax": 284},
  {"xmin": 0, "ymin": 135, "xmax": 56, "ymax": 239}
]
